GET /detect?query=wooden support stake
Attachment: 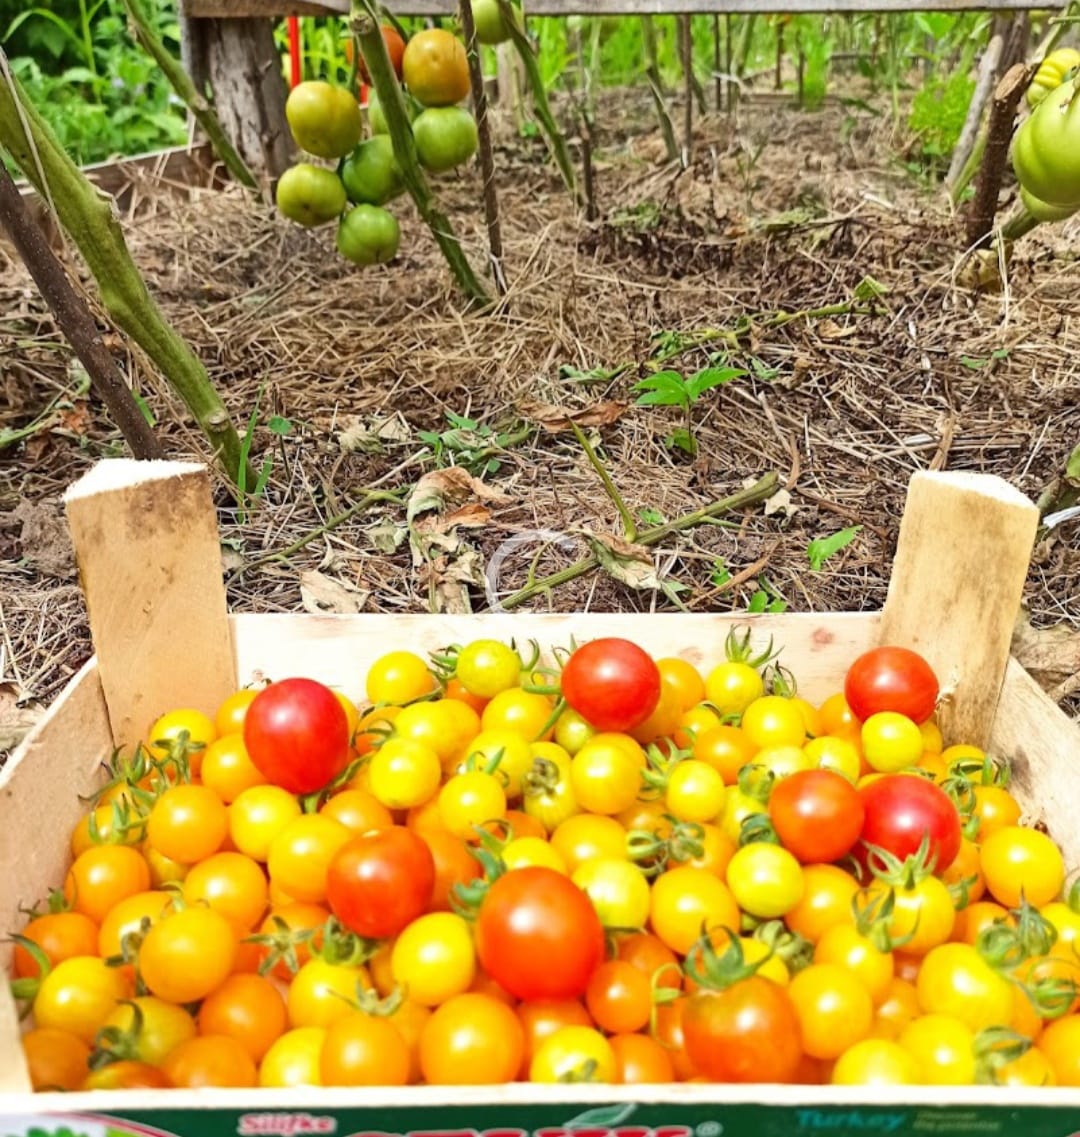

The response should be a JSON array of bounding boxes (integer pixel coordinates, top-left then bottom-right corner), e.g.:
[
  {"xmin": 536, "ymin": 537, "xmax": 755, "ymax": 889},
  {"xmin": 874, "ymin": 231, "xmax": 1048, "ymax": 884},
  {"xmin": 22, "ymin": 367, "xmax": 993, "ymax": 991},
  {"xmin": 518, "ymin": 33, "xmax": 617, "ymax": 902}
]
[
  {"xmin": 63, "ymin": 460, "xmax": 237, "ymax": 751},
  {"xmin": 947, "ymin": 31, "xmax": 1003, "ymax": 198},
  {"xmin": 459, "ymin": 0, "xmax": 507, "ymax": 294},
  {"xmin": 680, "ymin": 14, "xmax": 693, "ymax": 166},
  {"xmin": 879, "ymin": 471, "xmax": 1039, "ymax": 748}
]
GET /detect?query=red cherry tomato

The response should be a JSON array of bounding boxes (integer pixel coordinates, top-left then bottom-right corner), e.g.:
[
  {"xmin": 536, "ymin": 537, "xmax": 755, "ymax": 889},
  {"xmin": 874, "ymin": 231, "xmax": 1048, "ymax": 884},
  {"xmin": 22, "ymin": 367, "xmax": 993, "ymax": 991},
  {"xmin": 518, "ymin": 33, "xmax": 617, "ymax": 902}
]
[
  {"xmin": 475, "ymin": 867, "xmax": 606, "ymax": 1001},
  {"xmin": 244, "ymin": 678, "xmax": 350, "ymax": 795},
  {"xmin": 844, "ymin": 647, "xmax": 939, "ymax": 724},
  {"xmin": 768, "ymin": 769, "xmax": 865, "ymax": 864},
  {"xmin": 560, "ymin": 639, "xmax": 661, "ymax": 732},
  {"xmin": 857, "ymin": 775, "xmax": 962, "ymax": 876},
  {"xmin": 326, "ymin": 826, "xmax": 435, "ymax": 938}
]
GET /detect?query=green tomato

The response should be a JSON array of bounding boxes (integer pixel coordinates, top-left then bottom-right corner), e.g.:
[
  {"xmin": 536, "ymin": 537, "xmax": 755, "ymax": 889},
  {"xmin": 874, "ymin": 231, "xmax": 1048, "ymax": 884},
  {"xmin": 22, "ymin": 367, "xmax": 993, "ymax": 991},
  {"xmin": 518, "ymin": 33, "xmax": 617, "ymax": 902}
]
[
  {"xmin": 275, "ymin": 163, "xmax": 347, "ymax": 227},
  {"xmin": 286, "ymin": 81, "xmax": 362, "ymax": 160},
  {"xmin": 1012, "ymin": 81, "xmax": 1080, "ymax": 207},
  {"xmin": 337, "ymin": 205, "xmax": 401, "ymax": 266},
  {"xmin": 341, "ymin": 136, "xmax": 405, "ymax": 205},
  {"xmin": 1020, "ymin": 185, "xmax": 1078, "ymax": 223},
  {"xmin": 412, "ymin": 106, "xmax": 478, "ymax": 172},
  {"xmin": 1026, "ymin": 47, "xmax": 1080, "ymax": 109},
  {"xmin": 471, "ymin": 0, "xmax": 523, "ymax": 45}
]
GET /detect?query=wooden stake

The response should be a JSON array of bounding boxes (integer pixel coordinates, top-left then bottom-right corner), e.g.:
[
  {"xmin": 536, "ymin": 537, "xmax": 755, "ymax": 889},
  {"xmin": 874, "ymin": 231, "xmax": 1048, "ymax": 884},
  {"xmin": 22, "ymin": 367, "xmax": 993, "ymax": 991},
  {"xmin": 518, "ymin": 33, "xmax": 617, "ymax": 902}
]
[
  {"xmin": 713, "ymin": 14, "xmax": 722, "ymax": 111},
  {"xmin": 680, "ymin": 14, "xmax": 693, "ymax": 166},
  {"xmin": 0, "ymin": 163, "xmax": 163, "ymax": 461},
  {"xmin": 946, "ymin": 31, "xmax": 1003, "ymax": 197},
  {"xmin": 459, "ymin": 0, "xmax": 507, "ymax": 295},
  {"xmin": 879, "ymin": 471, "xmax": 1039, "ymax": 748},
  {"xmin": 63, "ymin": 460, "xmax": 236, "ymax": 751}
]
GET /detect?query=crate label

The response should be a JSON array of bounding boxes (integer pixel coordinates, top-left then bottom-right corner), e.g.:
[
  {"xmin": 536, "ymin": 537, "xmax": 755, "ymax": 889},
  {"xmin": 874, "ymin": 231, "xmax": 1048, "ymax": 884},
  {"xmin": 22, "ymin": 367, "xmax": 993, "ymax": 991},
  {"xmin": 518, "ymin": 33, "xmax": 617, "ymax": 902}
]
[{"xmin": 3, "ymin": 1101, "xmax": 1080, "ymax": 1137}]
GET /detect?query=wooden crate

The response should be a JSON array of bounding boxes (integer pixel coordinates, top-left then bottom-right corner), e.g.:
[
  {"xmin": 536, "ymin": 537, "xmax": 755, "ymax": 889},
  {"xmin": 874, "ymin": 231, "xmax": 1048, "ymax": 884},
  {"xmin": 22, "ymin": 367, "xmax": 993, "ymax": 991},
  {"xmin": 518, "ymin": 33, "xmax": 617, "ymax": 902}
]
[{"xmin": 2, "ymin": 459, "xmax": 1080, "ymax": 1135}]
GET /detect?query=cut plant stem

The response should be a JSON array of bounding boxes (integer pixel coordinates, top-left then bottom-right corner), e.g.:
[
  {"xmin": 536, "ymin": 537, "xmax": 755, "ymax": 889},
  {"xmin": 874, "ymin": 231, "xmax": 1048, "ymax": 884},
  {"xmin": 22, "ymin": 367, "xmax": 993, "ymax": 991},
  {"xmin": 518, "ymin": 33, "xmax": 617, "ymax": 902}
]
[
  {"xmin": 230, "ymin": 488, "xmax": 407, "ymax": 579},
  {"xmin": 458, "ymin": 0, "xmax": 506, "ymax": 295},
  {"xmin": 966, "ymin": 62, "xmax": 1033, "ymax": 249},
  {"xmin": 642, "ymin": 17, "xmax": 678, "ymax": 162},
  {"xmin": 352, "ymin": 3, "xmax": 490, "ymax": 307},
  {"xmin": 569, "ymin": 419, "xmax": 637, "ymax": 541},
  {"xmin": 0, "ymin": 161, "xmax": 162, "ymax": 460},
  {"xmin": 0, "ymin": 61, "xmax": 251, "ymax": 485},
  {"xmin": 653, "ymin": 300, "xmax": 882, "ymax": 363},
  {"xmin": 122, "ymin": 0, "xmax": 257, "ymax": 191},
  {"xmin": 495, "ymin": 472, "xmax": 780, "ymax": 611},
  {"xmin": 496, "ymin": 0, "xmax": 579, "ymax": 204}
]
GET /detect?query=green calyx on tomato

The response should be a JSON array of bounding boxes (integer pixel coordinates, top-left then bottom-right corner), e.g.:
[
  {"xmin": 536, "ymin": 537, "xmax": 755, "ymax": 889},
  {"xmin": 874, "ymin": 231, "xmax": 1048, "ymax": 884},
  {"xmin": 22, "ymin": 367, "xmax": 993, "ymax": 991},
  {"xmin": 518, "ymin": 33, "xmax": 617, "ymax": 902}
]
[
  {"xmin": 286, "ymin": 80, "xmax": 363, "ymax": 159},
  {"xmin": 973, "ymin": 1027, "xmax": 1035, "ymax": 1085},
  {"xmin": 245, "ymin": 913, "xmax": 321, "ymax": 979},
  {"xmin": 341, "ymin": 136, "xmax": 405, "ymax": 206},
  {"xmin": 850, "ymin": 886, "xmax": 914, "ymax": 953},
  {"xmin": 627, "ymin": 816, "xmax": 705, "ymax": 877},
  {"xmin": 1012, "ymin": 81, "xmax": 1080, "ymax": 209},
  {"xmin": 308, "ymin": 916, "xmax": 383, "ymax": 968},
  {"xmin": 752, "ymin": 919, "xmax": 813, "ymax": 974},
  {"xmin": 337, "ymin": 204, "xmax": 401, "ymax": 266},
  {"xmin": 863, "ymin": 832, "xmax": 939, "ymax": 889},
  {"xmin": 684, "ymin": 924, "xmax": 770, "ymax": 992}
]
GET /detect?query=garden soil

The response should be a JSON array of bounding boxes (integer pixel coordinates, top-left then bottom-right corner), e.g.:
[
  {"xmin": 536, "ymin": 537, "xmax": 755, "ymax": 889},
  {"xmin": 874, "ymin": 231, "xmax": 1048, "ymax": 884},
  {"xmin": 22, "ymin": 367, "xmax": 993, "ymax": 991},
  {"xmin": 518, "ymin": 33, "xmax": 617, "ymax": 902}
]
[{"xmin": 2, "ymin": 85, "xmax": 1078, "ymax": 755}]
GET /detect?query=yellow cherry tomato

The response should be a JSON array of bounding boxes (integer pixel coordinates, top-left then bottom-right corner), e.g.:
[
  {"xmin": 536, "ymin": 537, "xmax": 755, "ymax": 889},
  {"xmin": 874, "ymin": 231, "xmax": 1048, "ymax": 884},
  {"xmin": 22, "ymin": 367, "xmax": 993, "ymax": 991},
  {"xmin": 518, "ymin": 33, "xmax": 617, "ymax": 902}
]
[
  {"xmin": 366, "ymin": 651, "xmax": 435, "ymax": 706},
  {"xmin": 804, "ymin": 735, "xmax": 861, "ymax": 783},
  {"xmin": 368, "ymin": 737, "xmax": 442, "ymax": 810},
  {"xmin": 529, "ymin": 1026, "xmax": 616, "ymax": 1083},
  {"xmin": 665, "ymin": 760, "xmax": 725, "ymax": 823},
  {"xmin": 726, "ymin": 842, "xmax": 804, "ymax": 919},
  {"xmin": 649, "ymin": 866, "xmax": 740, "ymax": 956},
  {"xmin": 861, "ymin": 713, "xmax": 922, "ymax": 773},
  {"xmin": 481, "ymin": 688, "xmax": 556, "ymax": 742},
  {"xmin": 503, "ymin": 836, "xmax": 568, "ymax": 874},
  {"xmin": 572, "ymin": 856, "xmax": 651, "ymax": 929},
  {"xmin": 831, "ymin": 1039, "xmax": 921, "ymax": 1085},
  {"xmin": 391, "ymin": 912, "xmax": 476, "ymax": 1007},
  {"xmin": 898, "ymin": 1014, "xmax": 976, "ymax": 1084},
  {"xmin": 258, "ymin": 1027, "xmax": 326, "ymax": 1087},
  {"xmin": 980, "ymin": 826, "xmax": 1065, "ymax": 909},
  {"xmin": 229, "ymin": 785, "xmax": 302, "ymax": 863},
  {"xmin": 704, "ymin": 661, "xmax": 764, "ymax": 716},
  {"xmin": 550, "ymin": 814, "xmax": 627, "ymax": 873},
  {"xmin": 789, "ymin": 963, "xmax": 874, "ymax": 1061},
  {"xmin": 741, "ymin": 696, "xmax": 807, "ymax": 750}
]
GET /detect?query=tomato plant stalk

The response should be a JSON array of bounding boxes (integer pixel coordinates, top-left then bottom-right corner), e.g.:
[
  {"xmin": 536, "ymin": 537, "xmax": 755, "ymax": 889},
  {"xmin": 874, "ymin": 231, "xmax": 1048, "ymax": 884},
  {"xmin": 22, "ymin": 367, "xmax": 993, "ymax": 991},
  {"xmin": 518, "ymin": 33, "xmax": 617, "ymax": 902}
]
[
  {"xmin": 0, "ymin": 161, "xmax": 163, "ymax": 461},
  {"xmin": 351, "ymin": 2, "xmax": 491, "ymax": 308},
  {"xmin": 0, "ymin": 57, "xmax": 252, "ymax": 486}
]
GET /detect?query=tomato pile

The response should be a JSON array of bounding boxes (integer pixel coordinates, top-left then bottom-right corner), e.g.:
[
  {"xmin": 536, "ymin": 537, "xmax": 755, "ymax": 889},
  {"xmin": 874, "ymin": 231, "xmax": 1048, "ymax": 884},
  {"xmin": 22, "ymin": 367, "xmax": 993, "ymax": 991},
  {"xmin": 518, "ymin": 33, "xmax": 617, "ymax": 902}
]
[
  {"xmin": 12, "ymin": 632, "xmax": 1080, "ymax": 1092},
  {"xmin": 1014, "ymin": 52, "xmax": 1080, "ymax": 224},
  {"xmin": 276, "ymin": 18, "xmax": 497, "ymax": 267}
]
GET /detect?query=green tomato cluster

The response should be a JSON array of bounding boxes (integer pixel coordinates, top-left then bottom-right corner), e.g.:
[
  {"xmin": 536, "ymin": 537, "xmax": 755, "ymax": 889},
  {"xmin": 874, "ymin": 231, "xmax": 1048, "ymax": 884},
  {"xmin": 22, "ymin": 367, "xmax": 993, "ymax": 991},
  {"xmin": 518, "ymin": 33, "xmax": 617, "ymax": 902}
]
[
  {"xmin": 1012, "ymin": 78, "xmax": 1080, "ymax": 225},
  {"xmin": 276, "ymin": 79, "xmax": 403, "ymax": 267}
]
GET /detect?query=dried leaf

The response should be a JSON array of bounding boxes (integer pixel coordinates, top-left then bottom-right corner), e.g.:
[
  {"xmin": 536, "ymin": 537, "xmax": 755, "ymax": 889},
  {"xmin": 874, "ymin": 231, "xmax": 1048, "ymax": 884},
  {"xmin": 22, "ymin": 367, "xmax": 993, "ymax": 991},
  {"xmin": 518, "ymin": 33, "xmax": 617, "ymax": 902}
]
[
  {"xmin": 407, "ymin": 467, "xmax": 512, "ymax": 522},
  {"xmin": 764, "ymin": 488, "xmax": 799, "ymax": 519},
  {"xmin": 585, "ymin": 531, "xmax": 664, "ymax": 590},
  {"xmin": 816, "ymin": 319, "xmax": 858, "ymax": 341},
  {"xmin": 419, "ymin": 548, "xmax": 486, "ymax": 614},
  {"xmin": 520, "ymin": 399, "xmax": 628, "ymax": 433},
  {"xmin": 0, "ymin": 683, "xmax": 44, "ymax": 753},
  {"xmin": 300, "ymin": 570, "xmax": 370, "ymax": 614},
  {"xmin": 220, "ymin": 543, "xmax": 245, "ymax": 573},
  {"xmin": 337, "ymin": 413, "xmax": 411, "ymax": 453},
  {"xmin": 367, "ymin": 521, "xmax": 408, "ymax": 554},
  {"xmin": 1012, "ymin": 610, "xmax": 1080, "ymax": 686}
]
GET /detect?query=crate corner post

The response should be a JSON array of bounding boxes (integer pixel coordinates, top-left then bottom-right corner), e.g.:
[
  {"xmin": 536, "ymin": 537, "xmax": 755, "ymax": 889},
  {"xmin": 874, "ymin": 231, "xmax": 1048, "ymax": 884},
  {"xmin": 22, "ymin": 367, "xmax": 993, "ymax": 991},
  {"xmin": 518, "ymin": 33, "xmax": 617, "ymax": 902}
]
[
  {"xmin": 63, "ymin": 458, "xmax": 238, "ymax": 751},
  {"xmin": 879, "ymin": 470, "xmax": 1039, "ymax": 747}
]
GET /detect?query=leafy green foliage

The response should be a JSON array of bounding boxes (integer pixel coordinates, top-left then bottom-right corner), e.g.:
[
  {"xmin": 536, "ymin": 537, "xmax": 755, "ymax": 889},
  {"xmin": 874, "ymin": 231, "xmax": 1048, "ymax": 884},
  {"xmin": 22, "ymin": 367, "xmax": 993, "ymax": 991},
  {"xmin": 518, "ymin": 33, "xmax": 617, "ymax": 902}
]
[
  {"xmin": 2, "ymin": 0, "xmax": 187, "ymax": 166},
  {"xmin": 417, "ymin": 411, "xmax": 526, "ymax": 477},
  {"xmin": 633, "ymin": 361, "xmax": 746, "ymax": 456},
  {"xmin": 908, "ymin": 70, "xmax": 975, "ymax": 170},
  {"xmin": 806, "ymin": 525, "xmax": 861, "ymax": 570}
]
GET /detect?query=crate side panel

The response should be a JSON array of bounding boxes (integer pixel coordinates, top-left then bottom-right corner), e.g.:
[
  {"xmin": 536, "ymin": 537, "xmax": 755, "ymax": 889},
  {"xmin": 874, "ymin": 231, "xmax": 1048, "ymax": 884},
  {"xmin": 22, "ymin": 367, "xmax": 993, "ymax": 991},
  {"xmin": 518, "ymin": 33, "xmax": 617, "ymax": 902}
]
[
  {"xmin": 0, "ymin": 658, "xmax": 113, "ymax": 1092},
  {"xmin": 230, "ymin": 612, "xmax": 880, "ymax": 706},
  {"xmin": 5, "ymin": 1081, "xmax": 1080, "ymax": 1134},
  {"xmin": 0, "ymin": 660, "xmax": 114, "ymax": 942},
  {"xmin": 991, "ymin": 658, "xmax": 1080, "ymax": 867}
]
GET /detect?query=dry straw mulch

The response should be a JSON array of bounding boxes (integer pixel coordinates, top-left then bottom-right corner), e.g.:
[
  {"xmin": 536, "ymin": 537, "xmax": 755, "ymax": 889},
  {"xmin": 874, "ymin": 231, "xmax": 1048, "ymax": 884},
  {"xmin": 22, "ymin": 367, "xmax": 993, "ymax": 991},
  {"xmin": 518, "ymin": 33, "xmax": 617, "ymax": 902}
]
[{"xmin": 2, "ymin": 88, "xmax": 1078, "ymax": 750}]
